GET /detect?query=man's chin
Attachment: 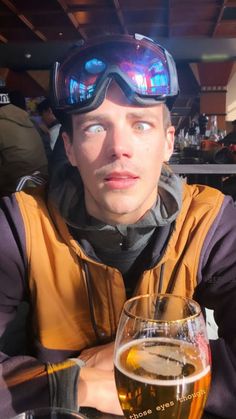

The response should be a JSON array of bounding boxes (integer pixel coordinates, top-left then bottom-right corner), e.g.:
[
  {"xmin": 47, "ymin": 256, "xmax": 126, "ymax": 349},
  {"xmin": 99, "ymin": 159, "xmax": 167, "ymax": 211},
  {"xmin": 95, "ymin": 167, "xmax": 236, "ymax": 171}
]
[{"xmin": 102, "ymin": 201, "xmax": 145, "ymax": 225}]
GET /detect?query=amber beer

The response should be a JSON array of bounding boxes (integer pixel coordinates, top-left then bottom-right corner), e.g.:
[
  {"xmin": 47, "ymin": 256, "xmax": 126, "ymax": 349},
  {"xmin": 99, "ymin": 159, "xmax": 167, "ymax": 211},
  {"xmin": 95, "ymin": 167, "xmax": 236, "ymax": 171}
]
[{"xmin": 114, "ymin": 337, "xmax": 211, "ymax": 419}]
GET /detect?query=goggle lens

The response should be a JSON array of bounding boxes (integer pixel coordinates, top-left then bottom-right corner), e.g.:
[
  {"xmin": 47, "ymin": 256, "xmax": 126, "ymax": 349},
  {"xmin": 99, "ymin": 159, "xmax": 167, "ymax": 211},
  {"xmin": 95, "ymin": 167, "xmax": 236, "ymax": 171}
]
[
  {"xmin": 119, "ymin": 60, "xmax": 169, "ymax": 95},
  {"xmin": 54, "ymin": 36, "xmax": 178, "ymax": 111}
]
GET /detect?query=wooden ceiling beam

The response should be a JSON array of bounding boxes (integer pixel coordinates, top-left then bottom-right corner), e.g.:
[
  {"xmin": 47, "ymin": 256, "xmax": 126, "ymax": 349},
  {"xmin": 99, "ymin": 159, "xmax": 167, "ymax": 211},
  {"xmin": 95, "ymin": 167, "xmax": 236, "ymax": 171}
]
[
  {"xmin": 0, "ymin": 0, "xmax": 47, "ymax": 41},
  {"xmin": 223, "ymin": 0, "xmax": 235, "ymax": 6},
  {"xmin": 64, "ymin": 4, "xmax": 164, "ymax": 13},
  {"xmin": 112, "ymin": 0, "xmax": 128, "ymax": 34},
  {"xmin": 116, "ymin": 5, "xmax": 166, "ymax": 12},
  {"xmin": 0, "ymin": 33, "xmax": 8, "ymax": 43},
  {"xmin": 56, "ymin": 0, "xmax": 88, "ymax": 40},
  {"xmin": 67, "ymin": 4, "xmax": 112, "ymax": 12},
  {"xmin": 211, "ymin": 0, "xmax": 228, "ymax": 37}
]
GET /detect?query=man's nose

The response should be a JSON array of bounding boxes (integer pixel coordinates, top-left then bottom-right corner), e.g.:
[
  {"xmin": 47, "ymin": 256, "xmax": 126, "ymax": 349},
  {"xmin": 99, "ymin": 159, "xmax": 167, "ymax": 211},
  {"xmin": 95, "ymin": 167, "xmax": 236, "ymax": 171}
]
[{"xmin": 107, "ymin": 126, "xmax": 133, "ymax": 159}]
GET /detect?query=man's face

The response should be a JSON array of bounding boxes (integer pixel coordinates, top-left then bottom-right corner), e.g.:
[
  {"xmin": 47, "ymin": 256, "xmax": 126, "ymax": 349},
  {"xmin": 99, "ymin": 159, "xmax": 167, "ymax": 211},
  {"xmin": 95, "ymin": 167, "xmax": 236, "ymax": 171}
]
[
  {"xmin": 63, "ymin": 83, "xmax": 175, "ymax": 225},
  {"xmin": 41, "ymin": 108, "xmax": 55, "ymax": 127}
]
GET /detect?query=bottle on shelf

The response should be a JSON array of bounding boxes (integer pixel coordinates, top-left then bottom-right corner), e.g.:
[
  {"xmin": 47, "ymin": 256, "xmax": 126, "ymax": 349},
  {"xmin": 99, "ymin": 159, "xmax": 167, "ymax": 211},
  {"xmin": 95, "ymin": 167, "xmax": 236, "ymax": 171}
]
[
  {"xmin": 198, "ymin": 113, "xmax": 209, "ymax": 139},
  {"xmin": 200, "ymin": 115, "xmax": 222, "ymax": 162},
  {"xmin": 208, "ymin": 115, "xmax": 219, "ymax": 142}
]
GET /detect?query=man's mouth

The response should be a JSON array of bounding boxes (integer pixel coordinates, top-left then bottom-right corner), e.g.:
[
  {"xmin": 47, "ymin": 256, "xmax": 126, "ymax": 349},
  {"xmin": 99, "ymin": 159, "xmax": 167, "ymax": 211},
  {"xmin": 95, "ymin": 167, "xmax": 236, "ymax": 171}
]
[{"xmin": 104, "ymin": 171, "xmax": 139, "ymax": 189}]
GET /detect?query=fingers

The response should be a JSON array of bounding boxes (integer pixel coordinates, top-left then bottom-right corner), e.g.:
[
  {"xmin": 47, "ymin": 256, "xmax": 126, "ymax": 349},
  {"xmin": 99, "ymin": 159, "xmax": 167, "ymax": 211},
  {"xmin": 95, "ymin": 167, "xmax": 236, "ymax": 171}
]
[{"xmin": 78, "ymin": 367, "xmax": 123, "ymax": 415}]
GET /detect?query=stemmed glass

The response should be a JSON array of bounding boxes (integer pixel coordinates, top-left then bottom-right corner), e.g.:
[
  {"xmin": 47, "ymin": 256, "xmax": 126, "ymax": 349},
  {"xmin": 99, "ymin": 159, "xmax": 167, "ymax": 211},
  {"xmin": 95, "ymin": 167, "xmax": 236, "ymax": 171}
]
[
  {"xmin": 114, "ymin": 294, "xmax": 211, "ymax": 419},
  {"xmin": 13, "ymin": 407, "xmax": 86, "ymax": 418}
]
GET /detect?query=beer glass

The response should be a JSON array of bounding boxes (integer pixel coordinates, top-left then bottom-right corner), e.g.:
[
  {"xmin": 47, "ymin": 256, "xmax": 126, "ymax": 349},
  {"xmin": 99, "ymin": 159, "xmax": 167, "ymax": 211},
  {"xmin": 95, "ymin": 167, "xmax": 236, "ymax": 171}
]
[{"xmin": 114, "ymin": 294, "xmax": 211, "ymax": 419}]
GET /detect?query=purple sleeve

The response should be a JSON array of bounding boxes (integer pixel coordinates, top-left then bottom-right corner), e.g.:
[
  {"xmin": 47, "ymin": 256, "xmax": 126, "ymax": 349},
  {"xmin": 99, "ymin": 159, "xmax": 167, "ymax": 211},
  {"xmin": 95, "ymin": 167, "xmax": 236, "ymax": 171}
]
[
  {"xmin": 194, "ymin": 196, "xmax": 236, "ymax": 417},
  {"xmin": 0, "ymin": 195, "xmax": 50, "ymax": 418}
]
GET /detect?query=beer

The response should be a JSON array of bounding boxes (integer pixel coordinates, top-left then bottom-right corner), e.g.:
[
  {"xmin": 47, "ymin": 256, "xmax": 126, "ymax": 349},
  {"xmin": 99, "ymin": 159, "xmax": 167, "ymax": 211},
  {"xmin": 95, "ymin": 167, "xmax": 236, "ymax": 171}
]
[{"xmin": 114, "ymin": 337, "xmax": 211, "ymax": 419}]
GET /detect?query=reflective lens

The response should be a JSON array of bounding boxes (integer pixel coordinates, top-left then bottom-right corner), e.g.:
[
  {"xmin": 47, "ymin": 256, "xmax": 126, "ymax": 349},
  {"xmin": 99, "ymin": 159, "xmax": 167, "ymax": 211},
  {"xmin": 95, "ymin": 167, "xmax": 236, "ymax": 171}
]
[
  {"xmin": 119, "ymin": 58, "xmax": 169, "ymax": 95},
  {"xmin": 53, "ymin": 34, "xmax": 178, "ymax": 112}
]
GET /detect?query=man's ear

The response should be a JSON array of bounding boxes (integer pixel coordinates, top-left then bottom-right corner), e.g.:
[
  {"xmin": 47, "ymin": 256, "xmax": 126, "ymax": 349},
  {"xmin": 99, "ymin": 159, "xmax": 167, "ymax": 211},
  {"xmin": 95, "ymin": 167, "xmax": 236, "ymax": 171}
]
[
  {"xmin": 62, "ymin": 131, "xmax": 77, "ymax": 166},
  {"xmin": 164, "ymin": 125, "xmax": 175, "ymax": 162}
]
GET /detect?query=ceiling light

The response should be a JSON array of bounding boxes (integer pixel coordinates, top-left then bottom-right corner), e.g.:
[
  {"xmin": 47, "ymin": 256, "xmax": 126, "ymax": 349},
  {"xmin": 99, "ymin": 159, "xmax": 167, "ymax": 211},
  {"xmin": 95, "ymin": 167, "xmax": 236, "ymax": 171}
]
[{"xmin": 202, "ymin": 53, "xmax": 229, "ymax": 62}]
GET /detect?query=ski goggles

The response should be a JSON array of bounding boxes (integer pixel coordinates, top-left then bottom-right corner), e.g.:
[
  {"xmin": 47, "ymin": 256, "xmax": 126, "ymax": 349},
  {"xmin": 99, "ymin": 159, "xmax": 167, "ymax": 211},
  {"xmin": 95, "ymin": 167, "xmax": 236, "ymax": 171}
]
[{"xmin": 51, "ymin": 33, "xmax": 179, "ymax": 114}]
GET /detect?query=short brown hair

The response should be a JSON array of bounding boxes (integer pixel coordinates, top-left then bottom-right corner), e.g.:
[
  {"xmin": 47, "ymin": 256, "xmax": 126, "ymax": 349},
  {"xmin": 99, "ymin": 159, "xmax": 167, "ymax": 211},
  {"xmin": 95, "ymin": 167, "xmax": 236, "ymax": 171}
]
[{"xmin": 163, "ymin": 103, "xmax": 172, "ymax": 130}]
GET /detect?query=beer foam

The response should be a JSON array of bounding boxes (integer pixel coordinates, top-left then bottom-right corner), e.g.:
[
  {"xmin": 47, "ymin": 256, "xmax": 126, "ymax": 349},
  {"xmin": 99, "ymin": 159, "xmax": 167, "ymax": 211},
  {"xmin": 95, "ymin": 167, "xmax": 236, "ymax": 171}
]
[{"xmin": 115, "ymin": 338, "xmax": 210, "ymax": 386}]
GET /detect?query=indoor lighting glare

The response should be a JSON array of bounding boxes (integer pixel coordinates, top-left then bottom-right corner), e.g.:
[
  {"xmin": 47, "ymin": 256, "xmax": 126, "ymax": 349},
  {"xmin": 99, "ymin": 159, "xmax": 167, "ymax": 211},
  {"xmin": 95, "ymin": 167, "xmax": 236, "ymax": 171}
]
[{"xmin": 202, "ymin": 53, "xmax": 229, "ymax": 61}]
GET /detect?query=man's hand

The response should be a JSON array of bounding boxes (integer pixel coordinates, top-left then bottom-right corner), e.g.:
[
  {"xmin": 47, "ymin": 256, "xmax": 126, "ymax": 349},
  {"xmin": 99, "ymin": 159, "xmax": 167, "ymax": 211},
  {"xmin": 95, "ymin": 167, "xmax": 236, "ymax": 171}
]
[
  {"xmin": 78, "ymin": 367, "xmax": 123, "ymax": 415},
  {"xmin": 78, "ymin": 342, "xmax": 123, "ymax": 415},
  {"xmin": 79, "ymin": 341, "xmax": 115, "ymax": 370}
]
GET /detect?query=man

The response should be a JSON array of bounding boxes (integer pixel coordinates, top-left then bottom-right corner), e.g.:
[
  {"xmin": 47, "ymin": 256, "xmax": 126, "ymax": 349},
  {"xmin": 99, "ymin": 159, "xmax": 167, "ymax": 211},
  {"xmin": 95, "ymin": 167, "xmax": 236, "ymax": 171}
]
[
  {"xmin": 0, "ymin": 34, "xmax": 236, "ymax": 418},
  {"xmin": 37, "ymin": 98, "xmax": 61, "ymax": 150},
  {"xmin": 220, "ymin": 119, "xmax": 236, "ymax": 146},
  {"xmin": 0, "ymin": 88, "xmax": 48, "ymax": 196}
]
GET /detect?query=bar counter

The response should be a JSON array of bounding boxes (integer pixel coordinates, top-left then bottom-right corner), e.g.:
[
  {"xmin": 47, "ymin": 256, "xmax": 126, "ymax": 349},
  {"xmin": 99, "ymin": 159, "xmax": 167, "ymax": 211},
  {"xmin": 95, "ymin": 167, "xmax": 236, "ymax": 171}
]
[{"xmin": 170, "ymin": 163, "xmax": 236, "ymax": 174}]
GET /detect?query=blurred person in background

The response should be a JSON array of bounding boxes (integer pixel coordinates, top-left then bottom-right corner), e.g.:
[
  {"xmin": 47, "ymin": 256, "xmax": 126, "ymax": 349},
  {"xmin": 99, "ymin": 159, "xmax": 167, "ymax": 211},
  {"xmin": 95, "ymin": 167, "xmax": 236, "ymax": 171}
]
[
  {"xmin": 0, "ymin": 87, "xmax": 48, "ymax": 196},
  {"xmin": 37, "ymin": 98, "xmax": 61, "ymax": 150},
  {"xmin": 220, "ymin": 119, "xmax": 236, "ymax": 146},
  {"xmin": 218, "ymin": 119, "xmax": 236, "ymax": 200}
]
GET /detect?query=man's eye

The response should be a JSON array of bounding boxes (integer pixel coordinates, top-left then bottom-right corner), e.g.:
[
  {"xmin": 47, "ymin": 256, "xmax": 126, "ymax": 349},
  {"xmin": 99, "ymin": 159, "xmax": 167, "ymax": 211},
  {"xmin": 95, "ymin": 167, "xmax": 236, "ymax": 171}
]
[
  {"xmin": 134, "ymin": 122, "xmax": 151, "ymax": 131},
  {"xmin": 86, "ymin": 124, "xmax": 105, "ymax": 133}
]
